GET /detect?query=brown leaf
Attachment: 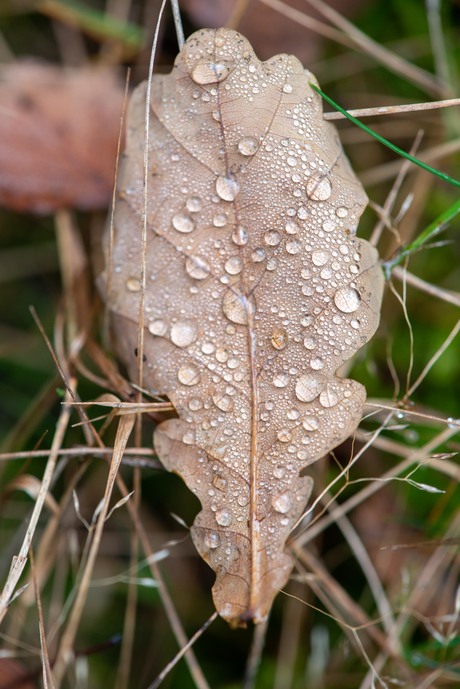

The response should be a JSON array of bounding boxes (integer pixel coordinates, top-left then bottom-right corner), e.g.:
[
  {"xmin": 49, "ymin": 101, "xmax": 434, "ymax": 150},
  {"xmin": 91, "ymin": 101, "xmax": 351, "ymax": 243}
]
[
  {"xmin": 0, "ymin": 659, "xmax": 36, "ymax": 689},
  {"xmin": 0, "ymin": 62, "xmax": 124, "ymax": 214},
  {"xmin": 100, "ymin": 28, "xmax": 384, "ymax": 626}
]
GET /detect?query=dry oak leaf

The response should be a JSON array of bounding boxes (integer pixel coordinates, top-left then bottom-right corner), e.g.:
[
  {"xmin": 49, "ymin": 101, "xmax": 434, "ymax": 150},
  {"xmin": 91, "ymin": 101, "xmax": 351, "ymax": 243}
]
[
  {"xmin": 100, "ymin": 28, "xmax": 384, "ymax": 626},
  {"xmin": 0, "ymin": 62, "xmax": 124, "ymax": 214}
]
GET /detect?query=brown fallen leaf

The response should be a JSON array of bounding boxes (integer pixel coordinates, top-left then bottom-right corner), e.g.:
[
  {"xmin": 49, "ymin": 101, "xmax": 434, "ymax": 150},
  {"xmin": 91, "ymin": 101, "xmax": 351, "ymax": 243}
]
[
  {"xmin": 0, "ymin": 62, "xmax": 124, "ymax": 214},
  {"xmin": 0, "ymin": 659, "xmax": 36, "ymax": 689},
  {"xmin": 100, "ymin": 28, "xmax": 384, "ymax": 626}
]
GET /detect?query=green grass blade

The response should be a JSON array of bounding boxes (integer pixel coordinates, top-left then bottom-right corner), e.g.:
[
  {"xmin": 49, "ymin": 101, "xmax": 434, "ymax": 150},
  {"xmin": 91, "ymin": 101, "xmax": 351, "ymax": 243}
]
[
  {"xmin": 311, "ymin": 84, "xmax": 460, "ymax": 189},
  {"xmin": 38, "ymin": 0, "xmax": 145, "ymax": 51},
  {"xmin": 383, "ymin": 198, "xmax": 460, "ymax": 276}
]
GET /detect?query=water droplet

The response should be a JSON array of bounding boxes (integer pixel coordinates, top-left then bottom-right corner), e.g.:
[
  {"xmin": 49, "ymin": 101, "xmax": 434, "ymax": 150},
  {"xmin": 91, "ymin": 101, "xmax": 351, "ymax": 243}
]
[
  {"xmin": 319, "ymin": 387, "xmax": 339, "ymax": 408},
  {"xmin": 273, "ymin": 372, "xmax": 289, "ymax": 388},
  {"xmin": 202, "ymin": 342, "xmax": 215, "ymax": 354},
  {"xmin": 298, "ymin": 207, "xmax": 308, "ymax": 219},
  {"xmin": 310, "ymin": 357, "xmax": 324, "ymax": 370},
  {"xmin": 303, "ymin": 416, "xmax": 320, "ymax": 431},
  {"xmin": 191, "ymin": 61, "xmax": 230, "ymax": 84},
  {"xmin": 301, "ymin": 315, "xmax": 313, "ymax": 327},
  {"xmin": 287, "ymin": 408, "xmax": 300, "ymax": 420},
  {"xmin": 271, "ymin": 327, "xmax": 288, "ymax": 350},
  {"xmin": 148, "ymin": 319, "xmax": 168, "ymax": 336},
  {"xmin": 306, "ymin": 175, "xmax": 332, "ymax": 201},
  {"xmin": 215, "ymin": 509, "xmax": 232, "ymax": 526},
  {"xmin": 189, "ymin": 398, "xmax": 202, "ymax": 411},
  {"xmin": 213, "ymin": 474, "xmax": 227, "ymax": 491},
  {"xmin": 186, "ymin": 196, "xmax": 202, "ymax": 212},
  {"xmin": 272, "ymin": 493, "xmax": 291, "ymax": 514},
  {"xmin": 251, "ymin": 247, "xmax": 266, "ymax": 262},
  {"xmin": 264, "ymin": 230, "xmax": 281, "ymax": 246},
  {"xmin": 287, "ymin": 156, "xmax": 297, "ymax": 167},
  {"xmin": 232, "ymin": 225, "xmax": 248, "ymax": 245},
  {"xmin": 273, "ymin": 465, "xmax": 286, "ymax": 479},
  {"xmin": 238, "ymin": 136, "xmax": 259, "ymax": 156},
  {"xmin": 336, "ymin": 206, "xmax": 349, "ymax": 218},
  {"xmin": 185, "ymin": 255, "xmax": 210, "ymax": 280},
  {"xmin": 277, "ymin": 428, "xmax": 292, "ymax": 443},
  {"xmin": 312, "ymin": 250, "xmax": 329, "ymax": 266},
  {"xmin": 126, "ymin": 277, "xmax": 141, "ymax": 292},
  {"xmin": 224, "ymin": 256, "xmax": 243, "ymax": 275},
  {"xmin": 222, "ymin": 290, "xmax": 253, "ymax": 325},
  {"xmin": 172, "ymin": 213, "xmax": 194, "ymax": 233},
  {"xmin": 182, "ymin": 430, "xmax": 195, "ymax": 445},
  {"xmin": 283, "ymin": 83, "xmax": 293, "ymax": 93},
  {"xmin": 322, "ymin": 219, "xmax": 336, "ymax": 232},
  {"xmin": 204, "ymin": 531, "xmax": 220, "ymax": 549},
  {"xmin": 286, "ymin": 220, "xmax": 299, "ymax": 234},
  {"xmin": 303, "ymin": 337, "xmax": 316, "ymax": 350},
  {"xmin": 295, "ymin": 372, "xmax": 326, "ymax": 402},
  {"xmin": 286, "ymin": 240, "xmax": 301, "ymax": 254},
  {"xmin": 216, "ymin": 174, "xmax": 240, "ymax": 201},
  {"xmin": 170, "ymin": 320, "xmax": 198, "ymax": 348},
  {"xmin": 213, "ymin": 213, "xmax": 227, "ymax": 227},
  {"xmin": 237, "ymin": 493, "xmax": 249, "ymax": 506},
  {"xmin": 177, "ymin": 365, "xmax": 200, "ymax": 386},
  {"xmin": 212, "ymin": 393, "xmax": 233, "ymax": 413},
  {"xmin": 334, "ymin": 287, "xmax": 361, "ymax": 313}
]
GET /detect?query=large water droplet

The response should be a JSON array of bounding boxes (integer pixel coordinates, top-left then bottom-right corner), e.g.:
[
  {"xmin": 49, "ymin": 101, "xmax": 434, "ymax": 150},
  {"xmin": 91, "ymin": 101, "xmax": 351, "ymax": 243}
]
[
  {"xmin": 204, "ymin": 531, "xmax": 220, "ymax": 549},
  {"xmin": 224, "ymin": 256, "xmax": 243, "ymax": 275},
  {"xmin": 238, "ymin": 136, "xmax": 259, "ymax": 156},
  {"xmin": 186, "ymin": 196, "xmax": 202, "ymax": 212},
  {"xmin": 172, "ymin": 213, "xmax": 194, "ymax": 233},
  {"xmin": 312, "ymin": 250, "xmax": 329, "ymax": 266},
  {"xmin": 303, "ymin": 416, "xmax": 320, "ymax": 431},
  {"xmin": 319, "ymin": 386, "xmax": 339, "ymax": 408},
  {"xmin": 286, "ymin": 220, "xmax": 299, "ymax": 234},
  {"xmin": 272, "ymin": 493, "xmax": 291, "ymax": 514},
  {"xmin": 213, "ymin": 474, "xmax": 228, "ymax": 491},
  {"xmin": 277, "ymin": 428, "xmax": 292, "ymax": 443},
  {"xmin": 170, "ymin": 320, "xmax": 198, "ymax": 348},
  {"xmin": 191, "ymin": 61, "xmax": 230, "ymax": 84},
  {"xmin": 286, "ymin": 240, "xmax": 301, "ymax": 255},
  {"xmin": 306, "ymin": 175, "xmax": 332, "ymax": 201},
  {"xmin": 185, "ymin": 255, "xmax": 210, "ymax": 280},
  {"xmin": 251, "ymin": 247, "xmax": 266, "ymax": 262},
  {"xmin": 148, "ymin": 319, "xmax": 168, "ymax": 336},
  {"xmin": 264, "ymin": 230, "xmax": 281, "ymax": 246},
  {"xmin": 295, "ymin": 372, "xmax": 326, "ymax": 402},
  {"xmin": 222, "ymin": 290, "xmax": 253, "ymax": 325},
  {"xmin": 271, "ymin": 327, "xmax": 288, "ymax": 350},
  {"xmin": 215, "ymin": 509, "xmax": 233, "ymax": 526},
  {"xmin": 213, "ymin": 213, "xmax": 227, "ymax": 228},
  {"xmin": 334, "ymin": 287, "xmax": 361, "ymax": 313},
  {"xmin": 212, "ymin": 393, "xmax": 234, "ymax": 413},
  {"xmin": 273, "ymin": 372, "xmax": 289, "ymax": 388},
  {"xmin": 216, "ymin": 174, "xmax": 240, "ymax": 201},
  {"xmin": 232, "ymin": 225, "xmax": 248, "ymax": 246},
  {"xmin": 177, "ymin": 365, "xmax": 200, "ymax": 386},
  {"xmin": 303, "ymin": 337, "xmax": 316, "ymax": 350},
  {"xmin": 126, "ymin": 277, "xmax": 141, "ymax": 292}
]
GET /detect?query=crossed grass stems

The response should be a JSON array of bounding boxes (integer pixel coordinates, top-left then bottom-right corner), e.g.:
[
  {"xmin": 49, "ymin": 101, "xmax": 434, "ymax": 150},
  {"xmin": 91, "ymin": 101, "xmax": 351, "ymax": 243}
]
[{"xmin": 1, "ymin": 0, "xmax": 460, "ymax": 688}]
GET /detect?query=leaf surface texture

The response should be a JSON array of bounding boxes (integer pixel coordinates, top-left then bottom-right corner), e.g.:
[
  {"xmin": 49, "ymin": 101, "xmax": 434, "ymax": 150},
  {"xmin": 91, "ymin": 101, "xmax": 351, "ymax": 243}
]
[{"xmin": 101, "ymin": 28, "xmax": 384, "ymax": 626}]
